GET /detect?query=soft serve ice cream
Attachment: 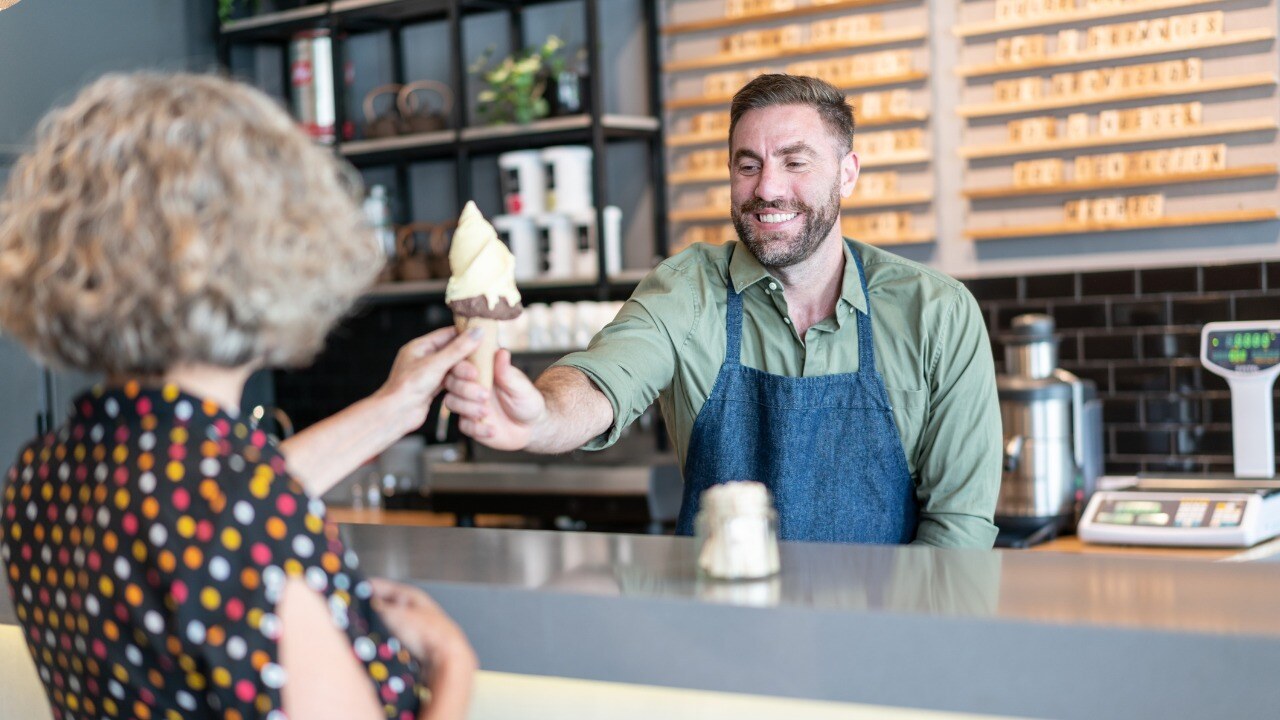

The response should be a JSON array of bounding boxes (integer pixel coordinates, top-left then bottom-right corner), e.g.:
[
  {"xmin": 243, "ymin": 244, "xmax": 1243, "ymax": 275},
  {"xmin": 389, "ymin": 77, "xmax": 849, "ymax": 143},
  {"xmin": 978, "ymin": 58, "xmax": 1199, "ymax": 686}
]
[{"xmin": 446, "ymin": 201, "xmax": 523, "ymax": 389}]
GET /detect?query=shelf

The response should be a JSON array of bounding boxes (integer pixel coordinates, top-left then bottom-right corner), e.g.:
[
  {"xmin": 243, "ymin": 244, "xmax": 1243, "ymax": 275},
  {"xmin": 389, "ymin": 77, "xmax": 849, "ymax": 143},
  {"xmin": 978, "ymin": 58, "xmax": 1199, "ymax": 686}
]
[
  {"xmin": 667, "ymin": 169, "xmax": 730, "ymax": 185},
  {"xmin": 341, "ymin": 115, "xmax": 661, "ymax": 165},
  {"xmin": 362, "ymin": 275, "xmax": 610, "ymax": 304},
  {"xmin": 341, "ymin": 129, "xmax": 458, "ymax": 164},
  {"xmin": 669, "ymin": 193, "xmax": 932, "ymax": 221},
  {"xmin": 963, "ymin": 164, "xmax": 1279, "ymax": 200},
  {"xmin": 462, "ymin": 114, "xmax": 660, "ymax": 153},
  {"xmin": 953, "ymin": 0, "xmax": 1228, "ymax": 39},
  {"xmin": 662, "ymin": 0, "xmax": 907, "ymax": 36},
  {"xmin": 957, "ymin": 74, "xmax": 1277, "ymax": 119},
  {"xmin": 219, "ymin": 2, "xmax": 330, "ymax": 41},
  {"xmin": 967, "ymin": 208, "xmax": 1278, "ymax": 241},
  {"xmin": 663, "ymin": 28, "xmax": 927, "ymax": 73},
  {"xmin": 666, "ymin": 71, "xmax": 928, "ymax": 110},
  {"xmin": 956, "ymin": 29, "xmax": 1275, "ymax": 79},
  {"xmin": 462, "ymin": 114, "xmax": 658, "ymax": 141},
  {"xmin": 958, "ymin": 118, "xmax": 1277, "ymax": 160},
  {"xmin": 857, "ymin": 232, "xmax": 935, "ymax": 246},
  {"xmin": 221, "ymin": 0, "xmax": 576, "ymax": 40},
  {"xmin": 328, "ymin": 0, "xmax": 450, "ymax": 29},
  {"xmin": 665, "ymin": 111, "xmax": 928, "ymax": 147},
  {"xmin": 843, "ymin": 192, "xmax": 933, "ymax": 209}
]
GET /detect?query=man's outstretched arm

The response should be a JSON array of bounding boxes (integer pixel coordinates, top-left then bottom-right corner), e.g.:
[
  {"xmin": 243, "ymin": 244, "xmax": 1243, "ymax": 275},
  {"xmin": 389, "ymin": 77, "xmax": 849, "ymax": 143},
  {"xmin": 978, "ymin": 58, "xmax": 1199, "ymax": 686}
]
[{"xmin": 444, "ymin": 355, "xmax": 614, "ymax": 454}]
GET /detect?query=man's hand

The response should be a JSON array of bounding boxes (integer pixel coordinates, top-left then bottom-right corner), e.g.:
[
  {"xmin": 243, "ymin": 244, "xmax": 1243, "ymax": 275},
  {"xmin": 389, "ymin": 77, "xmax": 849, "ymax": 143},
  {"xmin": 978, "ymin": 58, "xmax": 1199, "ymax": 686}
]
[
  {"xmin": 376, "ymin": 327, "xmax": 482, "ymax": 437},
  {"xmin": 443, "ymin": 349, "xmax": 544, "ymax": 451}
]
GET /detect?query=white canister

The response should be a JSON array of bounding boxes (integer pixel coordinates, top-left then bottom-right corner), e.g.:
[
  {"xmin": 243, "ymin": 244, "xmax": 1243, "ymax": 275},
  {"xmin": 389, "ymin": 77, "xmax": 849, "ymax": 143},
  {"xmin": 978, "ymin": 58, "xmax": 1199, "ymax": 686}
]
[
  {"xmin": 572, "ymin": 301, "xmax": 598, "ymax": 349},
  {"xmin": 541, "ymin": 145, "xmax": 594, "ymax": 213},
  {"xmin": 493, "ymin": 214, "xmax": 540, "ymax": 281},
  {"xmin": 549, "ymin": 301, "xmax": 578, "ymax": 350},
  {"xmin": 535, "ymin": 214, "xmax": 577, "ymax": 279},
  {"xmin": 498, "ymin": 150, "xmax": 546, "ymax": 216},
  {"xmin": 524, "ymin": 303, "xmax": 553, "ymax": 351},
  {"xmin": 568, "ymin": 206, "xmax": 623, "ymax": 278}
]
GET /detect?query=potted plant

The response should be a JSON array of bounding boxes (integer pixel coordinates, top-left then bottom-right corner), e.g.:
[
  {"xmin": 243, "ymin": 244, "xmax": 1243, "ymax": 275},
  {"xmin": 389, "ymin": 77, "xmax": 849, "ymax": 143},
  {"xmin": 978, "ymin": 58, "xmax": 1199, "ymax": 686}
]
[{"xmin": 470, "ymin": 36, "xmax": 569, "ymax": 126}]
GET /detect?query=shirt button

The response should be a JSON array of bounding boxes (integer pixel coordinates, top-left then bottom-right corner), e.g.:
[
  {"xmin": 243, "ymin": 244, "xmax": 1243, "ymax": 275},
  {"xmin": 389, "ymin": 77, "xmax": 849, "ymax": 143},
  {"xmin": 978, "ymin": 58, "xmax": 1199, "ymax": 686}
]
[
  {"xmin": 768, "ymin": 282, "xmax": 778, "ymax": 291},
  {"xmin": 784, "ymin": 317, "xmax": 792, "ymax": 325}
]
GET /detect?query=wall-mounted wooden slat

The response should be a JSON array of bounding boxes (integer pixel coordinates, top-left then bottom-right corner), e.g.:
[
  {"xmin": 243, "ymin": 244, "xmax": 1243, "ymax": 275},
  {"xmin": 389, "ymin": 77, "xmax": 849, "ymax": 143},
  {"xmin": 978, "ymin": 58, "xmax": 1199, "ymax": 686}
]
[
  {"xmin": 957, "ymin": 74, "xmax": 1276, "ymax": 119},
  {"xmin": 666, "ymin": 111, "xmax": 929, "ymax": 147},
  {"xmin": 670, "ymin": 192, "xmax": 934, "ymax": 222},
  {"xmin": 662, "ymin": 0, "xmax": 906, "ymax": 36},
  {"xmin": 666, "ymin": 71, "xmax": 929, "ymax": 110},
  {"xmin": 967, "ymin": 208, "xmax": 1278, "ymax": 241},
  {"xmin": 665, "ymin": 28, "xmax": 927, "ymax": 73},
  {"xmin": 956, "ymin": 29, "xmax": 1274, "ymax": 79},
  {"xmin": 953, "ymin": 0, "xmax": 1228, "ymax": 39},
  {"xmin": 963, "ymin": 165, "xmax": 1279, "ymax": 200},
  {"xmin": 958, "ymin": 118, "xmax": 1277, "ymax": 160}
]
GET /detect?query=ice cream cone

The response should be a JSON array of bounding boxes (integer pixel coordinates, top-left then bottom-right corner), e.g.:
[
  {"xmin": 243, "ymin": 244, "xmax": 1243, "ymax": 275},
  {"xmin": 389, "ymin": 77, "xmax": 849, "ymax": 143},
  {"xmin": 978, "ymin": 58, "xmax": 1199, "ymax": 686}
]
[{"xmin": 455, "ymin": 316, "xmax": 500, "ymax": 390}]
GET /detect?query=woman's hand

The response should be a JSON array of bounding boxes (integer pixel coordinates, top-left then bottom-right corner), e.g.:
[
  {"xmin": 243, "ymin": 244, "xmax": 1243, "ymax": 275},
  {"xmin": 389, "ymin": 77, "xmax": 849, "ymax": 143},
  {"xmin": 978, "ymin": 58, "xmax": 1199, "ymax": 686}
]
[
  {"xmin": 370, "ymin": 578, "xmax": 477, "ymax": 720},
  {"xmin": 376, "ymin": 327, "xmax": 482, "ymax": 437}
]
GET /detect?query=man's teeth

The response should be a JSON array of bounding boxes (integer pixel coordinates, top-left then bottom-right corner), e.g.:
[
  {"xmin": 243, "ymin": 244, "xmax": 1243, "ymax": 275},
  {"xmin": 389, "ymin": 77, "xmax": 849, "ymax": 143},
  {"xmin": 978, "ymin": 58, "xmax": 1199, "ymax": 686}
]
[{"xmin": 757, "ymin": 212, "xmax": 797, "ymax": 223}]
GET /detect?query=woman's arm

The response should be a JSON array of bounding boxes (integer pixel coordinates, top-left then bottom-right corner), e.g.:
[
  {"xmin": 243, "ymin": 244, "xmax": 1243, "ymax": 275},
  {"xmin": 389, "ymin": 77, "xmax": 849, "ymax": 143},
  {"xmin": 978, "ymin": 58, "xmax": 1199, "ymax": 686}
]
[
  {"xmin": 280, "ymin": 327, "xmax": 481, "ymax": 497},
  {"xmin": 280, "ymin": 578, "xmax": 476, "ymax": 720},
  {"xmin": 279, "ymin": 578, "xmax": 386, "ymax": 719}
]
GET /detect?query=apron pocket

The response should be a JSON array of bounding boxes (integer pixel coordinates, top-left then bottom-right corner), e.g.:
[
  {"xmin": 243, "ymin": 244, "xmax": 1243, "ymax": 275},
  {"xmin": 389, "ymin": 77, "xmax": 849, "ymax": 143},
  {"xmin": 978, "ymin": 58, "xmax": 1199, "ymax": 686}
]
[{"xmin": 884, "ymin": 385, "xmax": 927, "ymax": 474}]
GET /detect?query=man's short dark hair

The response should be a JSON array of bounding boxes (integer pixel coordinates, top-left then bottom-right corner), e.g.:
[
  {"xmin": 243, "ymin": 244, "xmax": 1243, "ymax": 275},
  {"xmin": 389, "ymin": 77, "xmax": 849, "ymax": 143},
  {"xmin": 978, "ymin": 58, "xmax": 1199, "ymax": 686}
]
[{"xmin": 729, "ymin": 73, "xmax": 856, "ymax": 155}]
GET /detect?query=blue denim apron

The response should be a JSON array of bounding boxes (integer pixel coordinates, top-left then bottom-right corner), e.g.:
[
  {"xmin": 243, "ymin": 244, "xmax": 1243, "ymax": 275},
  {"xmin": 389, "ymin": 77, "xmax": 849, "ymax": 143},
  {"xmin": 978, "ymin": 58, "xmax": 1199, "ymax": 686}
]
[{"xmin": 675, "ymin": 245, "xmax": 919, "ymax": 544}]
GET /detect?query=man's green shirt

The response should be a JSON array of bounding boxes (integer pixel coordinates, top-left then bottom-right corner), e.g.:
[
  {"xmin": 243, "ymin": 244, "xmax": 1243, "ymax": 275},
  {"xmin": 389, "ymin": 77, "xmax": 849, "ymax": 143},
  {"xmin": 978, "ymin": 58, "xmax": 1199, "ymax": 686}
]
[{"xmin": 554, "ymin": 239, "xmax": 1002, "ymax": 548}]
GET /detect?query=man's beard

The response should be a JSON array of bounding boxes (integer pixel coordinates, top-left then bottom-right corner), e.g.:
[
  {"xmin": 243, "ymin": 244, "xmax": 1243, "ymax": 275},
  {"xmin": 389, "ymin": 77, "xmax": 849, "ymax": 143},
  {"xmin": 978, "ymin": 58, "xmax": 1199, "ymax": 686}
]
[{"xmin": 731, "ymin": 188, "xmax": 841, "ymax": 269}]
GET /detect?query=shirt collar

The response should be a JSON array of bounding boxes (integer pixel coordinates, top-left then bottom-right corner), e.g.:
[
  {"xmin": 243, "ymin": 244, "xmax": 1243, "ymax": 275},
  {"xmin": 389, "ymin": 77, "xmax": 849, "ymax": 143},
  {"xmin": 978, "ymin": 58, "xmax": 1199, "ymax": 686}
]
[{"xmin": 727, "ymin": 239, "xmax": 868, "ymax": 315}]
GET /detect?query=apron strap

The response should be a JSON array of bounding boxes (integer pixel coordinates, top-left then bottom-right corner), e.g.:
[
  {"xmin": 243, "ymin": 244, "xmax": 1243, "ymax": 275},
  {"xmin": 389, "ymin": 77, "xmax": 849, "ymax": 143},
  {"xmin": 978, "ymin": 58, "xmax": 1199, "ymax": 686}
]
[
  {"xmin": 725, "ymin": 282, "xmax": 744, "ymax": 365},
  {"xmin": 848, "ymin": 242, "xmax": 877, "ymax": 374}
]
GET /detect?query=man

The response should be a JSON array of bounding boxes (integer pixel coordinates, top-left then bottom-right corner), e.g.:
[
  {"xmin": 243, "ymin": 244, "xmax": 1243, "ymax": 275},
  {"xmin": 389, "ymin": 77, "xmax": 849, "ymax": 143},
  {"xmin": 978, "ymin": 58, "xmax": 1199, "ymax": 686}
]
[{"xmin": 445, "ymin": 74, "xmax": 1001, "ymax": 547}]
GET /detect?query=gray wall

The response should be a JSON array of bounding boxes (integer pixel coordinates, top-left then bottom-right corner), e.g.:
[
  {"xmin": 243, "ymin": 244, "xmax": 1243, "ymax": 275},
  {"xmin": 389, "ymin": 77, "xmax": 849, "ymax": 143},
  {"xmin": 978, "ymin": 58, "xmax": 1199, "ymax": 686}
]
[{"xmin": 0, "ymin": 0, "xmax": 217, "ymax": 478}]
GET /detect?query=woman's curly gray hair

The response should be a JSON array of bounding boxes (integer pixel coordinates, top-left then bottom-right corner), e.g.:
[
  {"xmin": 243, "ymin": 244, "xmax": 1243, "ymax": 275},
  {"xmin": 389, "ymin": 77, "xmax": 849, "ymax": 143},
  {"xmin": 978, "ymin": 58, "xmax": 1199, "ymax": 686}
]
[{"xmin": 0, "ymin": 71, "xmax": 382, "ymax": 375}]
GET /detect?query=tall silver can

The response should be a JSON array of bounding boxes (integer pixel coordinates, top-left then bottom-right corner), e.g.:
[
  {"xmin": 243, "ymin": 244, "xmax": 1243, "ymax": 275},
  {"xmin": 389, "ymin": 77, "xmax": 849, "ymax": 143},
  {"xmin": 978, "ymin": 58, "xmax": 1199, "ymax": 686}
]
[{"xmin": 289, "ymin": 29, "xmax": 352, "ymax": 144}]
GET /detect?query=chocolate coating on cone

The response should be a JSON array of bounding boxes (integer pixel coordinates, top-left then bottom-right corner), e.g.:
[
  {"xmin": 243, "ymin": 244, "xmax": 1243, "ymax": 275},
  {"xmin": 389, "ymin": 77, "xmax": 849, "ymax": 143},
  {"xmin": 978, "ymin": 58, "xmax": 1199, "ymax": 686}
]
[{"xmin": 449, "ymin": 296, "xmax": 523, "ymax": 320}]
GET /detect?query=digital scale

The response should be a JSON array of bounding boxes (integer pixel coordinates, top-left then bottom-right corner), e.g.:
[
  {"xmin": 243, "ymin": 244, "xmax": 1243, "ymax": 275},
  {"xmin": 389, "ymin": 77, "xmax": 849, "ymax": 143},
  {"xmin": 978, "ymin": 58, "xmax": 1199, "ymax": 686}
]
[{"xmin": 1079, "ymin": 320, "xmax": 1280, "ymax": 548}]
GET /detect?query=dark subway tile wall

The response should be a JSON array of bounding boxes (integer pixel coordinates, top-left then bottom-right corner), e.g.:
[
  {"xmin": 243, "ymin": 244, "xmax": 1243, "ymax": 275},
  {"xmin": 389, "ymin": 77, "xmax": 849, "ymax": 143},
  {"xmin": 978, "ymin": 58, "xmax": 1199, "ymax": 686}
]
[
  {"xmin": 274, "ymin": 260, "xmax": 1280, "ymax": 477},
  {"xmin": 965, "ymin": 260, "xmax": 1280, "ymax": 475}
]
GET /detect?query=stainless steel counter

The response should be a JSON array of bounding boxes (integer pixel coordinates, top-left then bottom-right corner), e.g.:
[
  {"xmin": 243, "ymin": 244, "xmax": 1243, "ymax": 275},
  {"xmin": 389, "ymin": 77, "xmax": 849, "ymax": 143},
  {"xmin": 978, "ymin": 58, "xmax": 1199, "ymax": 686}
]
[
  {"xmin": 5, "ymin": 525, "xmax": 1280, "ymax": 718},
  {"xmin": 338, "ymin": 525, "xmax": 1280, "ymax": 719}
]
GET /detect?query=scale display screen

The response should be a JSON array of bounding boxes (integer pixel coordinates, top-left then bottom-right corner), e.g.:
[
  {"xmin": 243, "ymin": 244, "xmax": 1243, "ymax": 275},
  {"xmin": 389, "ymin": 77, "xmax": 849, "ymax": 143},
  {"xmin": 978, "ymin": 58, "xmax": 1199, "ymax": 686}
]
[
  {"xmin": 1206, "ymin": 330, "xmax": 1280, "ymax": 372},
  {"xmin": 1090, "ymin": 497, "xmax": 1244, "ymax": 528}
]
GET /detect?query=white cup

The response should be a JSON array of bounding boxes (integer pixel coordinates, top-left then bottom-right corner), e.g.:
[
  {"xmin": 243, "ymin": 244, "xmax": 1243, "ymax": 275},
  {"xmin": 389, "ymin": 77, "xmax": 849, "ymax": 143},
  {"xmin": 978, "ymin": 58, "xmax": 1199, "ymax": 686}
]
[
  {"xmin": 498, "ymin": 150, "xmax": 547, "ymax": 216},
  {"xmin": 541, "ymin": 145, "xmax": 594, "ymax": 213},
  {"xmin": 525, "ymin": 303, "xmax": 553, "ymax": 351},
  {"xmin": 535, "ymin": 214, "xmax": 577, "ymax": 279},
  {"xmin": 549, "ymin": 301, "xmax": 577, "ymax": 349},
  {"xmin": 493, "ymin": 214, "xmax": 539, "ymax": 281}
]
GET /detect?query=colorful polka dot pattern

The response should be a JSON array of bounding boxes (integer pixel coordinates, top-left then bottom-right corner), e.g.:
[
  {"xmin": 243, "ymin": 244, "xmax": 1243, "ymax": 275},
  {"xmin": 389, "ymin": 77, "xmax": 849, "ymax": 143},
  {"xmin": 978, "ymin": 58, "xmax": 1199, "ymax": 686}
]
[{"xmin": 1, "ymin": 383, "xmax": 421, "ymax": 719}]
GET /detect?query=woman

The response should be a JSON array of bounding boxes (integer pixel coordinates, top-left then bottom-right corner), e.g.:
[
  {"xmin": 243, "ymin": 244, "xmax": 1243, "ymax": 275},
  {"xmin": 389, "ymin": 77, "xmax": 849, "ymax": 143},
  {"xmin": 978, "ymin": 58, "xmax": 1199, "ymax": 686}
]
[{"xmin": 0, "ymin": 72, "xmax": 477, "ymax": 719}]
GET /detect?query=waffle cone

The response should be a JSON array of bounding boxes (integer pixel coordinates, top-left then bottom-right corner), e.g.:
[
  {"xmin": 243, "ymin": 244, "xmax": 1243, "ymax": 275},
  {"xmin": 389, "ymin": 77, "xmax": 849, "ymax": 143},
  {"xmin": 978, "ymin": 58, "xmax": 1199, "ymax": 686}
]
[{"xmin": 454, "ymin": 316, "xmax": 500, "ymax": 390}]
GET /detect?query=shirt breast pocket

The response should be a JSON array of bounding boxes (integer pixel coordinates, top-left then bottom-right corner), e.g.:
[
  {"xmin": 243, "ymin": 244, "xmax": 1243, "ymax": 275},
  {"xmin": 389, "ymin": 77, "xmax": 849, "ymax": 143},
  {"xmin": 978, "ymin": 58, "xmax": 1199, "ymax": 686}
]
[{"xmin": 884, "ymin": 385, "xmax": 927, "ymax": 475}]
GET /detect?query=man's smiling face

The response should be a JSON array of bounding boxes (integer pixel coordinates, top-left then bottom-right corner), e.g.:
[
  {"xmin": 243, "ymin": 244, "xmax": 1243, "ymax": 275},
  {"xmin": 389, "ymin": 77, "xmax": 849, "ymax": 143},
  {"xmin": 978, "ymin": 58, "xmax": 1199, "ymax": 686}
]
[{"xmin": 728, "ymin": 104, "xmax": 855, "ymax": 269}]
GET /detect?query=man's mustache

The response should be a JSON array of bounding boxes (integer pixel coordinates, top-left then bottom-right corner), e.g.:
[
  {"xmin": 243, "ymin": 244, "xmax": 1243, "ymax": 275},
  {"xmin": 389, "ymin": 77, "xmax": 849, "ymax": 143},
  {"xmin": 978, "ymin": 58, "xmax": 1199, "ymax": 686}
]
[{"xmin": 736, "ymin": 200, "xmax": 809, "ymax": 214}]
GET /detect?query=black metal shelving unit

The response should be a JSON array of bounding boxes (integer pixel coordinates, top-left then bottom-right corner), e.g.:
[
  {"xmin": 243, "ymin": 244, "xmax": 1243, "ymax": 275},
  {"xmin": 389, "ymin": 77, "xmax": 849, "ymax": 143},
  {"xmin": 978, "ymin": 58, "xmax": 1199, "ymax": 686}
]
[{"xmin": 215, "ymin": 0, "xmax": 668, "ymax": 305}]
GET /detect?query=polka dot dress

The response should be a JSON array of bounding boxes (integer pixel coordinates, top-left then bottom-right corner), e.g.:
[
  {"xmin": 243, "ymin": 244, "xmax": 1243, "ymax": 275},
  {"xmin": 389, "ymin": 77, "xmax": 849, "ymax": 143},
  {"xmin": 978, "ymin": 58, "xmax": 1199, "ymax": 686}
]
[{"xmin": 1, "ymin": 383, "xmax": 422, "ymax": 719}]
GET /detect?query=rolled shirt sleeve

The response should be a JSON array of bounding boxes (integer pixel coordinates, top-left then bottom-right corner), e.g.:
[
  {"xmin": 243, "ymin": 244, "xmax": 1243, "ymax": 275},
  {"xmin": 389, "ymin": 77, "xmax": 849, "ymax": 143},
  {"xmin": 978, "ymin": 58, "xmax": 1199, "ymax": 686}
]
[
  {"xmin": 911, "ymin": 287, "xmax": 1003, "ymax": 549},
  {"xmin": 553, "ymin": 260, "xmax": 699, "ymax": 450}
]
